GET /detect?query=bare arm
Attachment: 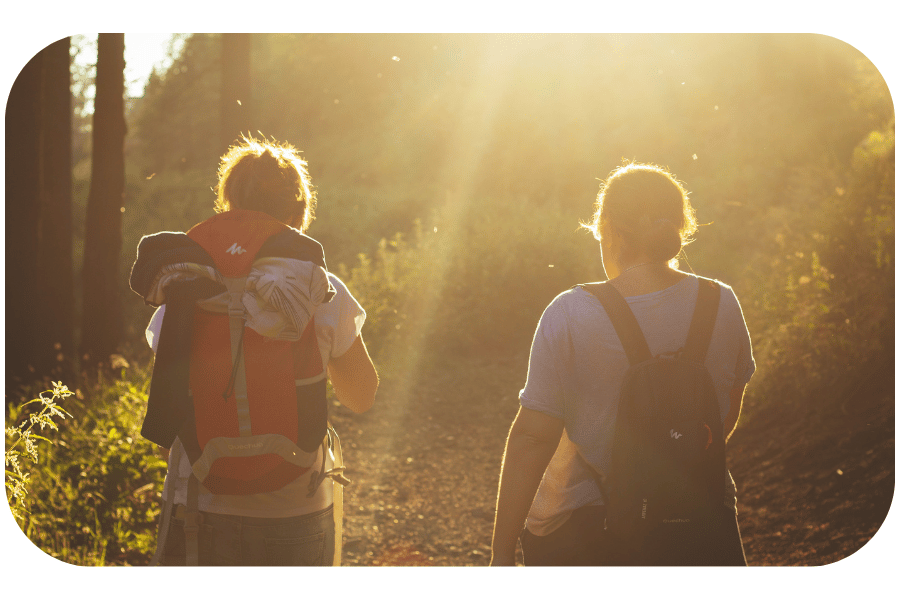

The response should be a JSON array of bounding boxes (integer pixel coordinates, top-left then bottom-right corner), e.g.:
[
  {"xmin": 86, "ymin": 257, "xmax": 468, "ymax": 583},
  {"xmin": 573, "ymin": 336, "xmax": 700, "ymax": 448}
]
[
  {"xmin": 327, "ymin": 333, "xmax": 378, "ymax": 413},
  {"xmin": 724, "ymin": 384, "xmax": 746, "ymax": 443},
  {"xmin": 490, "ymin": 406, "xmax": 564, "ymax": 566}
]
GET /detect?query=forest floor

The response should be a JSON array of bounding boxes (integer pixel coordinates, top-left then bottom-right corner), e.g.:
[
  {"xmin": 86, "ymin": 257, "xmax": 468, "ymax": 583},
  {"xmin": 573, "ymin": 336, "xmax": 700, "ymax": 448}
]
[{"xmin": 330, "ymin": 352, "xmax": 894, "ymax": 567}]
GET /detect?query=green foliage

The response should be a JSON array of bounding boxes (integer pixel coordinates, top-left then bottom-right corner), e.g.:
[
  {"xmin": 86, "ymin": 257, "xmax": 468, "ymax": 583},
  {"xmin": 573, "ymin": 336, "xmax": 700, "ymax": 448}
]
[
  {"xmin": 739, "ymin": 120, "xmax": 894, "ymax": 419},
  {"xmin": 132, "ymin": 33, "xmax": 220, "ymax": 176},
  {"xmin": 5, "ymin": 369, "xmax": 167, "ymax": 565},
  {"xmin": 5, "ymin": 382, "xmax": 74, "ymax": 523},
  {"xmin": 336, "ymin": 196, "xmax": 604, "ymax": 368},
  {"xmin": 336, "ymin": 228, "xmax": 423, "ymax": 364}
]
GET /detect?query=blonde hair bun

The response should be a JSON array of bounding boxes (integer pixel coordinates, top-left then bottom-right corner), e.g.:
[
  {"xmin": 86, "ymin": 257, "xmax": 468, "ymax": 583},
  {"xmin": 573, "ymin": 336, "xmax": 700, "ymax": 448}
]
[{"xmin": 583, "ymin": 161, "xmax": 697, "ymax": 263}]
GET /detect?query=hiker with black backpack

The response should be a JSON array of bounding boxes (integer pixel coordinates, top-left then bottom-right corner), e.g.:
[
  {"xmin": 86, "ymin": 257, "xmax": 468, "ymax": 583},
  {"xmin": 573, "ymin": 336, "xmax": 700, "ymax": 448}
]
[
  {"xmin": 130, "ymin": 136, "xmax": 378, "ymax": 566},
  {"xmin": 491, "ymin": 162, "xmax": 754, "ymax": 566}
]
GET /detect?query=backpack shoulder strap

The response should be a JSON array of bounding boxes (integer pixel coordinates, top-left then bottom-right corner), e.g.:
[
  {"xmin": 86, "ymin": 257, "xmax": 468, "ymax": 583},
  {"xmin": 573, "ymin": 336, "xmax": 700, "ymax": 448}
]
[
  {"xmin": 682, "ymin": 277, "xmax": 721, "ymax": 364},
  {"xmin": 579, "ymin": 282, "xmax": 652, "ymax": 365}
]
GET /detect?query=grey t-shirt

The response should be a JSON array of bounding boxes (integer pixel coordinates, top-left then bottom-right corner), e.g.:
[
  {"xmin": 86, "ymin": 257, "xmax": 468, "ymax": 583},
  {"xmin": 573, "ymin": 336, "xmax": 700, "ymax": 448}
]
[{"xmin": 519, "ymin": 275, "xmax": 755, "ymax": 535}]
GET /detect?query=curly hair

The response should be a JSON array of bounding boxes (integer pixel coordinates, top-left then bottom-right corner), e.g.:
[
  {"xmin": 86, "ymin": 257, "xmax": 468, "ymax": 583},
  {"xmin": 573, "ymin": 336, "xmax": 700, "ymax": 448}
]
[
  {"xmin": 214, "ymin": 135, "xmax": 317, "ymax": 231},
  {"xmin": 583, "ymin": 161, "xmax": 698, "ymax": 263}
]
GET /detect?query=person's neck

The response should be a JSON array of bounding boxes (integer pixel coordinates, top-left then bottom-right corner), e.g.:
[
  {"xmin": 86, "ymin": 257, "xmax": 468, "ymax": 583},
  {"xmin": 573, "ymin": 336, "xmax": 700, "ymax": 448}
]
[
  {"xmin": 618, "ymin": 261, "xmax": 667, "ymax": 276},
  {"xmin": 608, "ymin": 261, "xmax": 687, "ymax": 297}
]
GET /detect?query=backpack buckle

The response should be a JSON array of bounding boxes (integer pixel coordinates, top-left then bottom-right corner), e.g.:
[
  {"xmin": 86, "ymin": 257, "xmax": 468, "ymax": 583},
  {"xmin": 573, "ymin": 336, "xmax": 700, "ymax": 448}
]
[
  {"xmin": 182, "ymin": 510, "xmax": 203, "ymax": 535},
  {"xmin": 175, "ymin": 505, "xmax": 204, "ymax": 531}
]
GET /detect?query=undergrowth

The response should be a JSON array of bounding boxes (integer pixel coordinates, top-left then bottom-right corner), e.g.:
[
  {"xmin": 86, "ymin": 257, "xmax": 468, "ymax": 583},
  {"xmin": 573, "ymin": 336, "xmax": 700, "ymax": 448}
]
[
  {"xmin": 739, "ymin": 121, "xmax": 894, "ymax": 422},
  {"xmin": 5, "ymin": 366, "xmax": 166, "ymax": 566}
]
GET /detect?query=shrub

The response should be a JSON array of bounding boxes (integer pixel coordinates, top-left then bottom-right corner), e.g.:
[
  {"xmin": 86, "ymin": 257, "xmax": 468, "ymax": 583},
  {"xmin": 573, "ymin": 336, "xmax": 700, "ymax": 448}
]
[
  {"xmin": 335, "ymin": 196, "xmax": 603, "ymax": 370},
  {"xmin": 739, "ymin": 124, "xmax": 894, "ymax": 419},
  {"xmin": 5, "ymin": 382, "xmax": 73, "ymax": 524},
  {"xmin": 5, "ymin": 368, "xmax": 167, "ymax": 565}
]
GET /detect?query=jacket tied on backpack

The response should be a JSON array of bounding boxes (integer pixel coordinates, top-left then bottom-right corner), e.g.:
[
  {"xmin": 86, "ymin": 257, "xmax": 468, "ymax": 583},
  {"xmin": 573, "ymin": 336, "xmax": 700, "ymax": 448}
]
[
  {"xmin": 130, "ymin": 209, "xmax": 336, "ymax": 496},
  {"xmin": 144, "ymin": 254, "xmax": 333, "ymax": 341}
]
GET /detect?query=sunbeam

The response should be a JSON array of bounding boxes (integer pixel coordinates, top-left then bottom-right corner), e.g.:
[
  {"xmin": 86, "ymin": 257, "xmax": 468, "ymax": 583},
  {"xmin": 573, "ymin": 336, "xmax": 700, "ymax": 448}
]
[{"xmin": 365, "ymin": 39, "xmax": 521, "ymax": 500}]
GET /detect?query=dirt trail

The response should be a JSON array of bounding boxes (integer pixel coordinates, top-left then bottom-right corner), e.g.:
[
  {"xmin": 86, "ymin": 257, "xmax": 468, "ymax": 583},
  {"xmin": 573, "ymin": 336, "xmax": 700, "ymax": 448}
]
[
  {"xmin": 331, "ymin": 355, "xmax": 894, "ymax": 567},
  {"xmin": 728, "ymin": 359, "xmax": 894, "ymax": 566}
]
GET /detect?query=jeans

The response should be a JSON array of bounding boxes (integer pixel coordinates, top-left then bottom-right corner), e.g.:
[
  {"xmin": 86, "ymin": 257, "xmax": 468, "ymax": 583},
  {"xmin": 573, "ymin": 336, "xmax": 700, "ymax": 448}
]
[
  {"xmin": 159, "ymin": 505, "xmax": 335, "ymax": 566},
  {"xmin": 520, "ymin": 505, "xmax": 610, "ymax": 566},
  {"xmin": 520, "ymin": 504, "xmax": 747, "ymax": 566}
]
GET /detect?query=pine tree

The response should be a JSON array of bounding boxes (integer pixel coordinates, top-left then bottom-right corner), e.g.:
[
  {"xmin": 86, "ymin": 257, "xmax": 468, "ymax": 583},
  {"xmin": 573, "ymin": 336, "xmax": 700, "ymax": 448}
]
[
  {"xmin": 5, "ymin": 47, "xmax": 44, "ymax": 381},
  {"xmin": 37, "ymin": 37, "xmax": 75, "ymax": 377},
  {"xmin": 221, "ymin": 33, "xmax": 252, "ymax": 151},
  {"xmin": 81, "ymin": 33, "xmax": 126, "ymax": 368}
]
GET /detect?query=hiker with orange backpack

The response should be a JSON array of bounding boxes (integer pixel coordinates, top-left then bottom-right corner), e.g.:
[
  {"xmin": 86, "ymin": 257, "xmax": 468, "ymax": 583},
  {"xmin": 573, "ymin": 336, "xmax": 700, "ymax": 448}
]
[
  {"xmin": 130, "ymin": 136, "xmax": 378, "ymax": 566},
  {"xmin": 490, "ymin": 162, "xmax": 754, "ymax": 566}
]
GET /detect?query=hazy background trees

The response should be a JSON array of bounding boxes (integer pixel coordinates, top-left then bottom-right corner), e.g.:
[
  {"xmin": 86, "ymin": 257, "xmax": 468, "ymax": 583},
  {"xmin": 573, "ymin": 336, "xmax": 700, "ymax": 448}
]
[
  {"xmin": 5, "ymin": 33, "xmax": 894, "ymax": 400},
  {"xmin": 80, "ymin": 33, "xmax": 126, "ymax": 369},
  {"xmin": 6, "ymin": 46, "xmax": 45, "ymax": 380},
  {"xmin": 37, "ymin": 38, "xmax": 75, "ymax": 376},
  {"xmin": 6, "ymin": 37, "xmax": 75, "ymax": 381},
  {"xmin": 220, "ymin": 33, "xmax": 252, "ymax": 152}
]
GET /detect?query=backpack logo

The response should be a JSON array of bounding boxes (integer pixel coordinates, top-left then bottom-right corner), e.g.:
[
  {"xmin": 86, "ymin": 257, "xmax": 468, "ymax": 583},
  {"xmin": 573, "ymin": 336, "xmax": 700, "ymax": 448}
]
[
  {"xmin": 670, "ymin": 429, "xmax": 683, "ymax": 440},
  {"xmin": 226, "ymin": 242, "xmax": 248, "ymax": 255}
]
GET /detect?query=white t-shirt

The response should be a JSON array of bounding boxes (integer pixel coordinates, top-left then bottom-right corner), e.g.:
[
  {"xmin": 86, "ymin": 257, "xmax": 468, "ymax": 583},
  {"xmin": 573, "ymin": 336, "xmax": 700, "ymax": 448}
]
[
  {"xmin": 519, "ymin": 276, "xmax": 755, "ymax": 536},
  {"xmin": 145, "ymin": 273, "xmax": 365, "ymax": 518}
]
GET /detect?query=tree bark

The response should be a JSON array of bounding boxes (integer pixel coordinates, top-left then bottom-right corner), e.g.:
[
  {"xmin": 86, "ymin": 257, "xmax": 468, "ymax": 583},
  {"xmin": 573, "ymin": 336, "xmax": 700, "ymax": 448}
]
[
  {"xmin": 221, "ymin": 33, "xmax": 252, "ymax": 151},
  {"xmin": 81, "ymin": 33, "xmax": 126, "ymax": 368},
  {"xmin": 5, "ymin": 48, "xmax": 44, "ymax": 381},
  {"xmin": 37, "ymin": 37, "xmax": 75, "ymax": 377}
]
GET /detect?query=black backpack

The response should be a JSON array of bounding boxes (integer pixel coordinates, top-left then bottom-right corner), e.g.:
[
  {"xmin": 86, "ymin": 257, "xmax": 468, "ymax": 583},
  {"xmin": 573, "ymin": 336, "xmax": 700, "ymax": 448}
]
[{"xmin": 579, "ymin": 277, "xmax": 727, "ymax": 566}]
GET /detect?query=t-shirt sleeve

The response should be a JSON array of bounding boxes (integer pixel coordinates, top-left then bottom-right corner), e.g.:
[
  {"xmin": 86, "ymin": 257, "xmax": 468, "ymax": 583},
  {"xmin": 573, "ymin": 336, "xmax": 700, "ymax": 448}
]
[
  {"xmin": 146, "ymin": 305, "xmax": 165, "ymax": 353},
  {"xmin": 519, "ymin": 296, "xmax": 569, "ymax": 420},
  {"xmin": 315, "ymin": 273, "xmax": 367, "ymax": 361},
  {"xmin": 725, "ymin": 286, "xmax": 756, "ymax": 387}
]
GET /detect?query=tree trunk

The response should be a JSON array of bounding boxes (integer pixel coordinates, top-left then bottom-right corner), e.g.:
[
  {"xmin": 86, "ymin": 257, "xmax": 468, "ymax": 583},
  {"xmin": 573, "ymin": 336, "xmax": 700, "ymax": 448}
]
[
  {"xmin": 37, "ymin": 37, "xmax": 75, "ymax": 378},
  {"xmin": 81, "ymin": 33, "xmax": 126, "ymax": 369},
  {"xmin": 221, "ymin": 33, "xmax": 252, "ymax": 151},
  {"xmin": 5, "ymin": 49, "xmax": 44, "ymax": 382}
]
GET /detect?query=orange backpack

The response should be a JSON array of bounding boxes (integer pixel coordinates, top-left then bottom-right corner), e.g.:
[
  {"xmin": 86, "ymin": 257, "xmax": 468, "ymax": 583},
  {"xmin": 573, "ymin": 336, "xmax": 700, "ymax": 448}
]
[
  {"xmin": 132, "ymin": 209, "xmax": 337, "ymax": 494},
  {"xmin": 132, "ymin": 210, "xmax": 346, "ymax": 564},
  {"xmin": 184, "ymin": 210, "xmax": 334, "ymax": 494}
]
